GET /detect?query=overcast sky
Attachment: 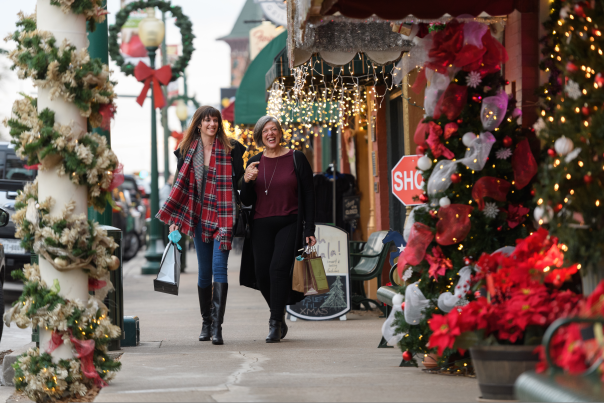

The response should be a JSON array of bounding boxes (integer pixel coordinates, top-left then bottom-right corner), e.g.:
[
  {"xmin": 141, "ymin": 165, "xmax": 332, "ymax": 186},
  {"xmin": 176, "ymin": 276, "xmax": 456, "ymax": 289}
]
[{"xmin": 0, "ymin": 0, "xmax": 247, "ymax": 178}]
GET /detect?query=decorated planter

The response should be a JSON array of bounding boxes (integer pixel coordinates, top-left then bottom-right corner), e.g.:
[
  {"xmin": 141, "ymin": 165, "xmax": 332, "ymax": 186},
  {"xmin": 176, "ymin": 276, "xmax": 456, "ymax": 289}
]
[{"xmin": 470, "ymin": 345, "xmax": 539, "ymax": 400}]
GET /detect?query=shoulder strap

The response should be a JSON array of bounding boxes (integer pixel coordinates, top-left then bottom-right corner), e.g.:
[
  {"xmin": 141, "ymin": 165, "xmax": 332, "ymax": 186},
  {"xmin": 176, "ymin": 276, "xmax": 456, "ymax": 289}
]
[{"xmin": 293, "ymin": 150, "xmax": 298, "ymax": 171}]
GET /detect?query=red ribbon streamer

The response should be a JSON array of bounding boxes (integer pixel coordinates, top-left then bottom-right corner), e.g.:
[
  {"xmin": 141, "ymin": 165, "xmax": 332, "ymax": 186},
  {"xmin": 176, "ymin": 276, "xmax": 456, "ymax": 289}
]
[
  {"xmin": 472, "ymin": 176, "xmax": 511, "ymax": 210},
  {"xmin": 134, "ymin": 61, "xmax": 172, "ymax": 109},
  {"xmin": 511, "ymin": 138, "xmax": 538, "ymax": 189},
  {"xmin": 397, "ymin": 222, "xmax": 434, "ymax": 277},
  {"xmin": 98, "ymin": 103, "xmax": 116, "ymax": 131},
  {"xmin": 171, "ymin": 131, "xmax": 184, "ymax": 150},
  {"xmin": 88, "ymin": 278, "xmax": 107, "ymax": 291},
  {"xmin": 107, "ymin": 163, "xmax": 125, "ymax": 191},
  {"xmin": 47, "ymin": 331, "xmax": 108, "ymax": 388},
  {"xmin": 436, "ymin": 204, "xmax": 474, "ymax": 245},
  {"xmin": 433, "ymin": 83, "xmax": 468, "ymax": 121}
]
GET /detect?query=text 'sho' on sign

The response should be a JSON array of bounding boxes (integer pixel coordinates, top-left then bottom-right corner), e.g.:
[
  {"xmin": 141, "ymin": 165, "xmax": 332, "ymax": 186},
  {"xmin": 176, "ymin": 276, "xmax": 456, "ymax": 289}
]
[
  {"xmin": 391, "ymin": 155, "xmax": 425, "ymax": 206},
  {"xmin": 287, "ymin": 224, "xmax": 351, "ymax": 321}
]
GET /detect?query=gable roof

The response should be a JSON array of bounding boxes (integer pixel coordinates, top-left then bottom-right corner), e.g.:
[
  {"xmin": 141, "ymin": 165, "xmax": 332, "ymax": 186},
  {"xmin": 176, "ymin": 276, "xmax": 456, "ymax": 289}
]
[{"xmin": 217, "ymin": 0, "xmax": 265, "ymax": 41}]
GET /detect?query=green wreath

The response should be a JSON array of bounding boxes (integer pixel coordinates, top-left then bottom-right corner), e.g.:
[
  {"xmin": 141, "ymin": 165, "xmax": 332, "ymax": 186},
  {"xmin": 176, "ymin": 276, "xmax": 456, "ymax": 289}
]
[{"xmin": 108, "ymin": 0, "xmax": 195, "ymax": 82}]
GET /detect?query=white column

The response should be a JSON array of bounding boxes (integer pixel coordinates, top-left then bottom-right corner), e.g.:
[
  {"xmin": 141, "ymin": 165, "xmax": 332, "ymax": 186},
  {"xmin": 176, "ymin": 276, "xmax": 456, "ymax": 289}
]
[{"xmin": 36, "ymin": 0, "xmax": 89, "ymax": 362}]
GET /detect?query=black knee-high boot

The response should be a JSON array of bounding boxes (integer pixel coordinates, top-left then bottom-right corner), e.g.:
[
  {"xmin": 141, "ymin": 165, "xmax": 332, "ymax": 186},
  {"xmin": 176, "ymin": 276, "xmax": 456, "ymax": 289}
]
[
  {"xmin": 211, "ymin": 282, "xmax": 228, "ymax": 345},
  {"xmin": 197, "ymin": 286, "xmax": 212, "ymax": 341}
]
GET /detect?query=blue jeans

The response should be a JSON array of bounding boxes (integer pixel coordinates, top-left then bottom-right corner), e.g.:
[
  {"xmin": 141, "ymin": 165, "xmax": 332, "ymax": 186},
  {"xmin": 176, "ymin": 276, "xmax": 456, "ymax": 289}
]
[{"xmin": 193, "ymin": 222, "xmax": 230, "ymax": 288}]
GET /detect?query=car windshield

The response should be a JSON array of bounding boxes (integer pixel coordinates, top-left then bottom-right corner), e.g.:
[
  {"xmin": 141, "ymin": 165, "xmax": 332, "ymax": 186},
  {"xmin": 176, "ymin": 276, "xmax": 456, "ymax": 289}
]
[{"xmin": 3, "ymin": 152, "xmax": 37, "ymax": 181}]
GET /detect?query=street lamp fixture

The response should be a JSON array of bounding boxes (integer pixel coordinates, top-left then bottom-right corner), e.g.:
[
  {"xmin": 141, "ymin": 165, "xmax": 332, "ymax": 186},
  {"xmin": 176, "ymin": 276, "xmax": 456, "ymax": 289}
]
[
  {"xmin": 139, "ymin": 13, "xmax": 166, "ymax": 275},
  {"xmin": 175, "ymin": 100, "xmax": 189, "ymax": 129}
]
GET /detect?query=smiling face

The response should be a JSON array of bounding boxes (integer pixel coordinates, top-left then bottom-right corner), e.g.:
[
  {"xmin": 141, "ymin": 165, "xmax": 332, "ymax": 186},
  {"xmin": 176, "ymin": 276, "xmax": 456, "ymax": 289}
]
[
  {"xmin": 199, "ymin": 115, "xmax": 219, "ymax": 138},
  {"xmin": 262, "ymin": 121, "xmax": 281, "ymax": 150}
]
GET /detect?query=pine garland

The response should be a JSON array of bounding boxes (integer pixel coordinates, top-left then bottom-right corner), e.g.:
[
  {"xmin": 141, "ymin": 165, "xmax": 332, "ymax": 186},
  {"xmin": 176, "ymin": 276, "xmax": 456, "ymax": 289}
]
[
  {"xmin": 5, "ymin": 13, "xmax": 116, "ymax": 128},
  {"xmin": 4, "ymin": 96, "xmax": 119, "ymax": 211},
  {"xmin": 50, "ymin": 0, "xmax": 107, "ymax": 32},
  {"xmin": 12, "ymin": 180, "xmax": 119, "ymax": 280},
  {"xmin": 4, "ymin": 5, "xmax": 122, "ymax": 400}
]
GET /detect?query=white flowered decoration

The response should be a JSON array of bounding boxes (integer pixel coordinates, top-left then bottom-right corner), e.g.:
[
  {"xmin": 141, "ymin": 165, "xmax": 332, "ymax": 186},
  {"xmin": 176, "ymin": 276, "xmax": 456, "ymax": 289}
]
[
  {"xmin": 495, "ymin": 148, "xmax": 513, "ymax": 160},
  {"xmin": 565, "ymin": 80, "xmax": 582, "ymax": 100},
  {"xmin": 483, "ymin": 202, "xmax": 500, "ymax": 219}
]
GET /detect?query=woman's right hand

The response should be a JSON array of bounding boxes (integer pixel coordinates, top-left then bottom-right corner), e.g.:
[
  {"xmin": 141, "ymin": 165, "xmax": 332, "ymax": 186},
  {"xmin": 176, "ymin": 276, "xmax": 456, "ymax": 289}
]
[
  {"xmin": 169, "ymin": 224, "xmax": 179, "ymax": 233},
  {"xmin": 244, "ymin": 161, "xmax": 260, "ymax": 183}
]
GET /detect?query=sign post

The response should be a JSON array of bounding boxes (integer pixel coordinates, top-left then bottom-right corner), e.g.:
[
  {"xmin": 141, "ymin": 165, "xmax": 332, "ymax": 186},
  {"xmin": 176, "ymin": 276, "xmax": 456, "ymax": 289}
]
[
  {"xmin": 287, "ymin": 224, "xmax": 351, "ymax": 321},
  {"xmin": 391, "ymin": 155, "xmax": 425, "ymax": 206}
]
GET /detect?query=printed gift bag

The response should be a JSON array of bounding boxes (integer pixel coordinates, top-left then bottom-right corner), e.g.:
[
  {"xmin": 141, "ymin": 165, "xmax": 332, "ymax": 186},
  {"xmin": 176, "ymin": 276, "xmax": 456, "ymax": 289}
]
[
  {"xmin": 292, "ymin": 246, "xmax": 329, "ymax": 296},
  {"xmin": 154, "ymin": 230, "xmax": 182, "ymax": 295}
]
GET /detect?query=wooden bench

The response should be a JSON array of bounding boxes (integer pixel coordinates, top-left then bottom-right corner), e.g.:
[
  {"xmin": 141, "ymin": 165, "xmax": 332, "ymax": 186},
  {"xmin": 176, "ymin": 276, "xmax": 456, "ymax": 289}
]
[
  {"xmin": 349, "ymin": 231, "xmax": 392, "ymax": 316},
  {"xmin": 515, "ymin": 317, "xmax": 604, "ymax": 402}
]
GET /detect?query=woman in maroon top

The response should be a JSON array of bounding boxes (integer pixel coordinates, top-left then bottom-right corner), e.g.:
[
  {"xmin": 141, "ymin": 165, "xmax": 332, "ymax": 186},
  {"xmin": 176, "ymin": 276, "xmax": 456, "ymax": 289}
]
[{"xmin": 239, "ymin": 116, "xmax": 316, "ymax": 343}]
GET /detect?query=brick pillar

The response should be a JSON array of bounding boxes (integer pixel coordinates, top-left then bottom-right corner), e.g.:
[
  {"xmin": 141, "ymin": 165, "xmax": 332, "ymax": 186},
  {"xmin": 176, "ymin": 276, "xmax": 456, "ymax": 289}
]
[{"xmin": 505, "ymin": 4, "xmax": 540, "ymax": 128}]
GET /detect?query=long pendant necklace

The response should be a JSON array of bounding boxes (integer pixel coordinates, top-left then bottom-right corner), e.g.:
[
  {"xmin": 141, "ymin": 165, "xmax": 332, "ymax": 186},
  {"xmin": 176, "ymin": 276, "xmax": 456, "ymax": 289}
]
[{"xmin": 263, "ymin": 152, "xmax": 279, "ymax": 195}]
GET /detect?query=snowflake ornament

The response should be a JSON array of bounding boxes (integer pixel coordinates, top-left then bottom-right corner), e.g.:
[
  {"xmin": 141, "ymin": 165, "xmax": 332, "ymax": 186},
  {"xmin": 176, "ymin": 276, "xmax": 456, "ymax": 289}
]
[
  {"xmin": 402, "ymin": 268, "xmax": 413, "ymax": 282},
  {"xmin": 466, "ymin": 71, "xmax": 482, "ymax": 88},
  {"xmin": 483, "ymin": 202, "xmax": 499, "ymax": 219},
  {"xmin": 565, "ymin": 80, "xmax": 582, "ymax": 100},
  {"xmin": 496, "ymin": 148, "xmax": 513, "ymax": 160}
]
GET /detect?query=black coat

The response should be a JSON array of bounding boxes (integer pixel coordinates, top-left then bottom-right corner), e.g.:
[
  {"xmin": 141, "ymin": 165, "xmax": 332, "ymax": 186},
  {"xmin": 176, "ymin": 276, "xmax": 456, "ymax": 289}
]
[
  {"xmin": 174, "ymin": 139, "xmax": 246, "ymax": 197},
  {"xmin": 239, "ymin": 150, "xmax": 316, "ymax": 305}
]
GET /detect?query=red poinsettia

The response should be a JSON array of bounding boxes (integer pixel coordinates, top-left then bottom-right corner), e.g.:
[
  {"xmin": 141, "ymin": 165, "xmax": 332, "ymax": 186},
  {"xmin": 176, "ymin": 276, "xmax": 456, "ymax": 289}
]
[
  {"xmin": 426, "ymin": 246, "xmax": 453, "ymax": 279},
  {"xmin": 426, "ymin": 122, "xmax": 454, "ymax": 159},
  {"xmin": 429, "ymin": 228, "xmax": 582, "ymax": 356},
  {"xmin": 501, "ymin": 203, "xmax": 530, "ymax": 229},
  {"xmin": 428, "ymin": 311, "xmax": 462, "ymax": 355}
]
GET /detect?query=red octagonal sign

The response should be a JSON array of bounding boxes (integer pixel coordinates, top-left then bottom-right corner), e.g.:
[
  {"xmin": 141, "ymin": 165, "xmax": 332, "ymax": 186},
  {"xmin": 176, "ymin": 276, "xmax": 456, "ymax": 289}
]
[{"xmin": 391, "ymin": 155, "xmax": 425, "ymax": 206}]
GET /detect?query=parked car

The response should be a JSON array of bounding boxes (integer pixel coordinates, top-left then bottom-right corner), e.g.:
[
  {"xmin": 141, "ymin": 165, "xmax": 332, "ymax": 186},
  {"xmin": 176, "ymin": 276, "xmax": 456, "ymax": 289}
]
[
  {"xmin": 111, "ymin": 187, "xmax": 140, "ymax": 262},
  {"xmin": 0, "ymin": 143, "xmax": 37, "ymax": 303},
  {"xmin": 122, "ymin": 175, "xmax": 147, "ymax": 243}
]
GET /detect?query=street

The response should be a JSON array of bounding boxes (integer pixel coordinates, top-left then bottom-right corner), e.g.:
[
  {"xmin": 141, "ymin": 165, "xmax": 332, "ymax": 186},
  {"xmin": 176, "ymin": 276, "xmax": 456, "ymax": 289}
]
[{"xmin": 89, "ymin": 244, "xmax": 479, "ymax": 402}]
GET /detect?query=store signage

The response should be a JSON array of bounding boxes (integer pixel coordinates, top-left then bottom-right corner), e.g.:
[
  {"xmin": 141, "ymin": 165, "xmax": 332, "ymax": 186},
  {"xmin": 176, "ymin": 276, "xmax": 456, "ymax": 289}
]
[
  {"xmin": 343, "ymin": 196, "xmax": 360, "ymax": 222},
  {"xmin": 391, "ymin": 155, "xmax": 424, "ymax": 206}
]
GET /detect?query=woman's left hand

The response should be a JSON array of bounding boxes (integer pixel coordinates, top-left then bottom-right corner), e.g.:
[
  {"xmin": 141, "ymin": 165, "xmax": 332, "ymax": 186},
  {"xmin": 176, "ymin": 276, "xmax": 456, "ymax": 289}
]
[{"xmin": 306, "ymin": 236, "xmax": 317, "ymax": 247}]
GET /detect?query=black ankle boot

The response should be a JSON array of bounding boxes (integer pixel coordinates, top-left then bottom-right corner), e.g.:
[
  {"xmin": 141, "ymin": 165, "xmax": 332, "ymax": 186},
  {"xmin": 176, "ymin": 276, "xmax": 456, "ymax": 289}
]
[
  {"xmin": 197, "ymin": 286, "xmax": 212, "ymax": 341},
  {"xmin": 281, "ymin": 310, "xmax": 288, "ymax": 339},
  {"xmin": 211, "ymin": 282, "xmax": 228, "ymax": 345},
  {"xmin": 266, "ymin": 319, "xmax": 281, "ymax": 343}
]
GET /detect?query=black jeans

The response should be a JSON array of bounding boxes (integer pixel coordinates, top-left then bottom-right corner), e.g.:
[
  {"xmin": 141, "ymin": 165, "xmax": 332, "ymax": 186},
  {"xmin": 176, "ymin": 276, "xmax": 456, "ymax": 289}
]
[{"xmin": 252, "ymin": 214, "xmax": 298, "ymax": 321}]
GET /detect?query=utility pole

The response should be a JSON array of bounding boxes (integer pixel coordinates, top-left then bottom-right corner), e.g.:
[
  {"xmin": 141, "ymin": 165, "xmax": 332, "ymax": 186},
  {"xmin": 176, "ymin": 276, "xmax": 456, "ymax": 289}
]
[{"xmin": 161, "ymin": 11, "xmax": 170, "ymax": 181}]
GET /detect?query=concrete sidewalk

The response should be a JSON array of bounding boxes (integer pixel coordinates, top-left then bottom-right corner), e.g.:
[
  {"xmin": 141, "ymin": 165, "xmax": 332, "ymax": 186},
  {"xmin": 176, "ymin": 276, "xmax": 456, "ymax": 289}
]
[{"xmin": 94, "ymin": 244, "xmax": 480, "ymax": 402}]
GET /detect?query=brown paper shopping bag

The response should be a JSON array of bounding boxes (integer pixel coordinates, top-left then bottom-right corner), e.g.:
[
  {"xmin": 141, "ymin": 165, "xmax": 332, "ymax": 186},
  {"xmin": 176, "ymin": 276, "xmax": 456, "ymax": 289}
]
[
  {"xmin": 292, "ymin": 253, "xmax": 308, "ymax": 293},
  {"xmin": 304, "ymin": 247, "xmax": 329, "ymax": 296}
]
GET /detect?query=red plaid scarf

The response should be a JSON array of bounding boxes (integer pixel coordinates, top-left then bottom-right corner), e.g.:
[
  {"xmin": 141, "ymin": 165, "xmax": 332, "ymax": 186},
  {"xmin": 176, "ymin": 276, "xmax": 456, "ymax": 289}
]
[{"xmin": 156, "ymin": 138, "xmax": 234, "ymax": 250}]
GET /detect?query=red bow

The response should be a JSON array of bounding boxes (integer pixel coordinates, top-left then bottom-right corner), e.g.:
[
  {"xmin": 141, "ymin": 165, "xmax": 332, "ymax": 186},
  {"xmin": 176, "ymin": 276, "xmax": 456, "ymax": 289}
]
[
  {"xmin": 48, "ymin": 331, "xmax": 108, "ymax": 388},
  {"xmin": 134, "ymin": 61, "xmax": 172, "ymax": 109}
]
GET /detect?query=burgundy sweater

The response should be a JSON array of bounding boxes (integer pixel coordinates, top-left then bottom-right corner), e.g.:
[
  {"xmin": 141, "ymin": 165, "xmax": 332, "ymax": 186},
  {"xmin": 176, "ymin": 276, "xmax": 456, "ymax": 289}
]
[{"xmin": 254, "ymin": 150, "xmax": 298, "ymax": 219}]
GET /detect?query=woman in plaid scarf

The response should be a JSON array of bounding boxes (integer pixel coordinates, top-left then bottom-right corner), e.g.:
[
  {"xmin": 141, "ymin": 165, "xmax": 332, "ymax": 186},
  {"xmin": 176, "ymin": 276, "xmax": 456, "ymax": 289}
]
[{"xmin": 157, "ymin": 106, "xmax": 246, "ymax": 345}]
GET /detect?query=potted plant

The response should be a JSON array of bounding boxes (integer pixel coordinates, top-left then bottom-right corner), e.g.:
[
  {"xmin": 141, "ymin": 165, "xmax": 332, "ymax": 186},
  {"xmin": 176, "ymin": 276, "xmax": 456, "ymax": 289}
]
[{"xmin": 428, "ymin": 228, "xmax": 582, "ymax": 400}]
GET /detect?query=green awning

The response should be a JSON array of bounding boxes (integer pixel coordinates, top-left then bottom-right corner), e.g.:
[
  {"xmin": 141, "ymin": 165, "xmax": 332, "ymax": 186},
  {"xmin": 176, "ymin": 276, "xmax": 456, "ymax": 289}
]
[{"xmin": 235, "ymin": 31, "xmax": 287, "ymax": 125}]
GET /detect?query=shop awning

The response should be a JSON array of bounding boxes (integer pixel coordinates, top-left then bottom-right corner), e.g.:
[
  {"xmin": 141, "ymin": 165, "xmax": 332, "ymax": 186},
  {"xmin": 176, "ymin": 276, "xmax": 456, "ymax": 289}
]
[
  {"xmin": 235, "ymin": 31, "xmax": 287, "ymax": 125},
  {"xmin": 320, "ymin": 0, "xmax": 518, "ymax": 20},
  {"xmin": 287, "ymin": 0, "xmax": 509, "ymax": 68},
  {"xmin": 266, "ymin": 49, "xmax": 396, "ymax": 90}
]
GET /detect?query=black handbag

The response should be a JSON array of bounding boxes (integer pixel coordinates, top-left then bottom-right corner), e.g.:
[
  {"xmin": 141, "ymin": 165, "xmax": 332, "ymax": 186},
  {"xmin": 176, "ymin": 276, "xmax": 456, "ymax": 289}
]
[{"xmin": 233, "ymin": 203, "xmax": 251, "ymax": 238}]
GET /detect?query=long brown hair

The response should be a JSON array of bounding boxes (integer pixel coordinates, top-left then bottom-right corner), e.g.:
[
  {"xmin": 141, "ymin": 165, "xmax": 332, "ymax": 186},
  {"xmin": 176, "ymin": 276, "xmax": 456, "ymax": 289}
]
[{"xmin": 178, "ymin": 106, "xmax": 233, "ymax": 156}]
